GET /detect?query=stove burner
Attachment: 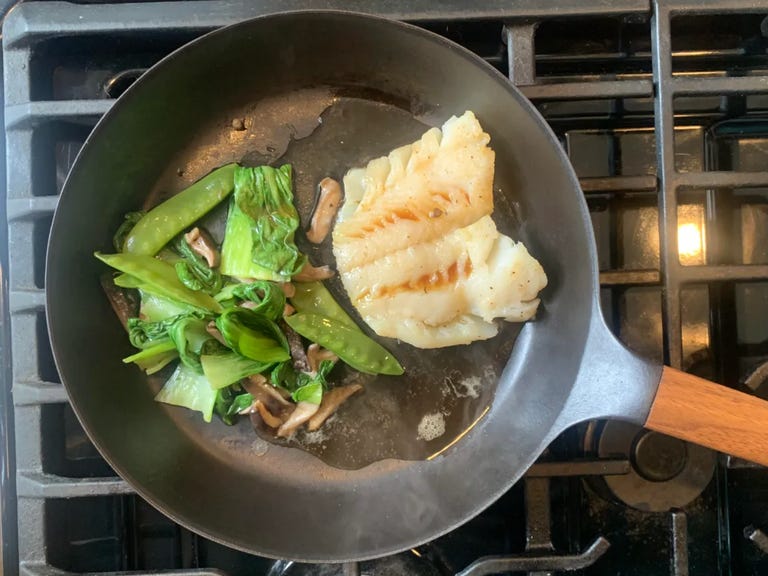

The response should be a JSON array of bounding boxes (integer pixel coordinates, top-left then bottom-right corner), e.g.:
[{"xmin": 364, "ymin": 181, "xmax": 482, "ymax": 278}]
[
  {"xmin": 585, "ymin": 421, "xmax": 716, "ymax": 512},
  {"xmin": 632, "ymin": 430, "xmax": 688, "ymax": 482}
]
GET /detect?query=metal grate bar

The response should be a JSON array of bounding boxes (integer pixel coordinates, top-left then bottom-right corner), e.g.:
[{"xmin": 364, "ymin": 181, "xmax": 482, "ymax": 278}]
[
  {"xmin": 678, "ymin": 264, "xmax": 768, "ymax": 283},
  {"xmin": 504, "ymin": 23, "xmax": 536, "ymax": 85},
  {"xmin": 6, "ymin": 131, "xmax": 35, "ymax": 199},
  {"xmin": 652, "ymin": 2, "xmax": 683, "ymax": 368},
  {"xmin": 672, "ymin": 76, "xmax": 768, "ymax": 96},
  {"xmin": 3, "ymin": 0, "xmax": 652, "ymax": 48},
  {"xmin": 581, "ymin": 175, "xmax": 657, "ymax": 194},
  {"xmin": 9, "ymin": 290, "xmax": 45, "ymax": 313},
  {"xmin": 20, "ymin": 565, "xmax": 226, "ymax": 576},
  {"xmin": 521, "ymin": 79, "xmax": 653, "ymax": 101},
  {"xmin": 5, "ymin": 101, "xmax": 109, "ymax": 130},
  {"xmin": 677, "ymin": 171, "xmax": 768, "ymax": 190},
  {"xmin": 13, "ymin": 406, "xmax": 43, "ymax": 475},
  {"xmin": 7, "ymin": 199, "xmax": 58, "ymax": 221},
  {"xmin": 13, "ymin": 381, "xmax": 66, "ymax": 405},
  {"xmin": 17, "ymin": 499, "xmax": 45, "ymax": 564},
  {"xmin": 16, "ymin": 471, "xmax": 131, "ymax": 498},
  {"xmin": 528, "ymin": 459, "xmax": 630, "ymax": 477},
  {"xmin": 599, "ymin": 270, "xmax": 662, "ymax": 285},
  {"xmin": 665, "ymin": 0, "xmax": 768, "ymax": 14}
]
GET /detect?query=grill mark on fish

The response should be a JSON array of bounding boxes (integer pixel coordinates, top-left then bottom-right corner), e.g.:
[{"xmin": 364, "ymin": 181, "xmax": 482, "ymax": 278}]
[
  {"xmin": 357, "ymin": 258, "xmax": 472, "ymax": 301},
  {"xmin": 341, "ymin": 187, "xmax": 473, "ymax": 240}
]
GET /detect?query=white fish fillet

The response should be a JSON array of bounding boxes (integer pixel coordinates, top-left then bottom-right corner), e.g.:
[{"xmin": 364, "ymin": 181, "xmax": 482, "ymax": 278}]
[{"xmin": 332, "ymin": 111, "xmax": 547, "ymax": 349}]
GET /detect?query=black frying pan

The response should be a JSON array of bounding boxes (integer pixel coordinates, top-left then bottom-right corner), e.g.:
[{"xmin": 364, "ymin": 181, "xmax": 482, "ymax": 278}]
[{"xmin": 46, "ymin": 11, "xmax": 768, "ymax": 562}]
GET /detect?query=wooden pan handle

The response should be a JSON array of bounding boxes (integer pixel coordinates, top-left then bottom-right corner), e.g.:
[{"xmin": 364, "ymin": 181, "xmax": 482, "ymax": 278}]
[{"xmin": 645, "ymin": 367, "xmax": 768, "ymax": 466}]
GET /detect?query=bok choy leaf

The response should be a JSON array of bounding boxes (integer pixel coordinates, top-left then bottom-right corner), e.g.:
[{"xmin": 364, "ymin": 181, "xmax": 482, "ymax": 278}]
[
  {"xmin": 214, "ymin": 308, "xmax": 289, "ymax": 364},
  {"xmin": 122, "ymin": 340, "xmax": 178, "ymax": 374},
  {"xmin": 201, "ymin": 352, "xmax": 272, "ymax": 390},
  {"xmin": 139, "ymin": 291, "xmax": 194, "ymax": 323},
  {"xmin": 155, "ymin": 363, "xmax": 217, "ymax": 422},
  {"xmin": 215, "ymin": 281, "xmax": 285, "ymax": 321},
  {"xmin": 214, "ymin": 388, "xmax": 254, "ymax": 425},
  {"xmin": 290, "ymin": 358, "xmax": 336, "ymax": 405},
  {"xmin": 172, "ymin": 233, "xmax": 223, "ymax": 295},
  {"xmin": 219, "ymin": 165, "xmax": 306, "ymax": 280}
]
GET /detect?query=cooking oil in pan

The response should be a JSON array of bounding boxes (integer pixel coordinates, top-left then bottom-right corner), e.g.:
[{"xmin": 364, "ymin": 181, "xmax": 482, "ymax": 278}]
[
  {"xmin": 258, "ymin": 94, "xmax": 519, "ymax": 469},
  {"xmin": 152, "ymin": 89, "xmax": 522, "ymax": 470}
]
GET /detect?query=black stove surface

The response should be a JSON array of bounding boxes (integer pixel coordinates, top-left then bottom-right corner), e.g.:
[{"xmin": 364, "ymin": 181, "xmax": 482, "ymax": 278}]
[{"xmin": 3, "ymin": 1, "xmax": 768, "ymax": 575}]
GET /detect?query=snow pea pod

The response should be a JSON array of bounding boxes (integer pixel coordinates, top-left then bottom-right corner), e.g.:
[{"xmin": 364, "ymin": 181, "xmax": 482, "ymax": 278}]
[
  {"xmin": 124, "ymin": 163, "xmax": 237, "ymax": 256},
  {"xmin": 284, "ymin": 312, "xmax": 403, "ymax": 376},
  {"xmin": 95, "ymin": 252, "xmax": 222, "ymax": 312},
  {"xmin": 290, "ymin": 281, "xmax": 356, "ymax": 327}
]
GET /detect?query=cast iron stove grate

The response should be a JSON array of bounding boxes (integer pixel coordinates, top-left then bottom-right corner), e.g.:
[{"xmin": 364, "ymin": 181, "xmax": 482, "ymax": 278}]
[{"xmin": 3, "ymin": 1, "xmax": 768, "ymax": 575}]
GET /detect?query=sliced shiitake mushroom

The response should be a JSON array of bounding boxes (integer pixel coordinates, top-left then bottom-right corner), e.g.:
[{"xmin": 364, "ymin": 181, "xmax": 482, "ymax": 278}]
[
  {"xmin": 277, "ymin": 401, "xmax": 319, "ymax": 437},
  {"xmin": 293, "ymin": 261, "xmax": 335, "ymax": 282},
  {"xmin": 306, "ymin": 343, "xmax": 338, "ymax": 374},
  {"xmin": 184, "ymin": 227, "xmax": 219, "ymax": 268},
  {"xmin": 307, "ymin": 177, "xmax": 343, "ymax": 244},
  {"xmin": 307, "ymin": 384, "xmax": 363, "ymax": 431}
]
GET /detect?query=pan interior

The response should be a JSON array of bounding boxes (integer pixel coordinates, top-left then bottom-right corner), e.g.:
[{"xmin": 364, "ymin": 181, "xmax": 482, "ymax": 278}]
[
  {"xmin": 47, "ymin": 12, "xmax": 596, "ymax": 560},
  {"xmin": 145, "ymin": 89, "xmax": 522, "ymax": 469}
]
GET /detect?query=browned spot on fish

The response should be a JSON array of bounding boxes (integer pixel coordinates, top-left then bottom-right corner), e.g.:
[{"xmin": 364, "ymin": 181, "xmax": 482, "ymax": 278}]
[
  {"xmin": 342, "ymin": 187, "xmax": 470, "ymax": 239},
  {"xmin": 346, "ymin": 207, "xmax": 422, "ymax": 238},
  {"xmin": 357, "ymin": 259, "xmax": 472, "ymax": 301}
]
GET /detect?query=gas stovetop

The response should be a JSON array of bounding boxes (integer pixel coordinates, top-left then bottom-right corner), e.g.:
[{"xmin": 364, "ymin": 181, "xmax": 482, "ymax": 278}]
[{"xmin": 2, "ymin": 1, "xmax": 768, "ymax": 575}]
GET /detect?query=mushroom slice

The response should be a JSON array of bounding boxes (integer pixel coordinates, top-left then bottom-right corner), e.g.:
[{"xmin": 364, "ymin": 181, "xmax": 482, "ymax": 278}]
[
  {"xmin": 279, "ymin": 282, "xmax": 296, "ymax": 298},
  {"xmin": 100, "ymin": 273, "xmax": 139, "ymax": 330},
  {"xmin": 243, "ymin": 374, "xmax": 291, "ymax": 407},
  {"xmin": 293, "ymin": 261, "xmax": 335, "ymax": 282},
  {"xmin": 307, "ymin": 177, "xmax": 343, "ymax": 244},
  {"xmin": 206, "ymin": 321, "xmax": 227, "ymax": 346},
  {"xmin": 280, "ymin": 320, "xmax": 311, "ymax": 373},
  {"xmin": 307, "ymin": 384, "xmax": 363, "ymax": 431},
  {"xmin": 253, "ymin": 400, "xmax": 284, "ymax": 428},
  {"xmin": 277, "ymin": 401, "xmax": 319, "ymax": 437},
  {"xmin": 306, "ymin": 343, "xmax": 339, "ymax": 374},
  {"xmin": 184, "ymin": 227, "xmax": 220, "ymax": 268}
]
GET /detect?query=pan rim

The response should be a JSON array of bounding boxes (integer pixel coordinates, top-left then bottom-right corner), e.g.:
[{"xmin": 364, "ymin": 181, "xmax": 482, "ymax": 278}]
[{"xmin": 45, "ymin": 9, "xmax": 597, "ymax": 562}]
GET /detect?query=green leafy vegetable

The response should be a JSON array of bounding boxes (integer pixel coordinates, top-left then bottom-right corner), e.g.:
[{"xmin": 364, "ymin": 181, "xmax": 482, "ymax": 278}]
[
  {"xmin": 122, "ymin": 340, "xmax": 178, "ymax": 374},
  {"xmin": 127, "ymin": 310, "xmax": 207, "ymax": 349},
  {"xmin": 200, "ymin": 352, "xmax": 272, "ymax": 390},
  {"xmin": 167, "ymin": 315, "xmax": 213, "ymax": 373},
  {"xmin": 216, "ymin": 281, "xmax": 285, "ymax": 320},
  {"xmin": 96, "ymin": 252, "xmax": 222, "ymax": 312},
  {"xmin": 285, "ymin": 313, "xmax": 403, "ymax": 376},
  {"xmin": 270, "ymin": 361, "xmax": 299, "ymax": 392},
  {"xmin": 113, "ymin": 273, "xmax": 142, "ymax": 289},
  {"xmin": 220, "ymin": 165, "xmax": 306, "ymax": 280},
  {"xmin": 155, "ymin": 363, "xmax": 217, "ymax": 422},
  {"xmin": 128, "ymin": 316, "xmax": 174, "ymax": 349},
  {"xmin": 172, "ymin": 233, "xmax": 223, "ymax": 294},
  {"xmin": 113, "ymin": 211, "xmax": 145, "ymax": 252},
  {"xmin": 215, "ymin": 308, "xmax": 289, "ymax": 364},
  {"xmin": 124, "ymin": 163, "xmax": 236, "ymax": 256},
  {"xmin": 214, "ymin": 388, "xmax": 253, "ymax": 425},
  {"xmin": 137, "ymin": 350, "xmax": 178, "ymax": 375},
  {"xmin": 139, "ymin": 291, "xmax": 193, "ymax": 323},
  {"xmin": 292, "ymin": 381, "xmax": 323, "ymax": 404},
  {"xmin": 290, "ymin": 359, "xmax": 336, "ymax": 405}
]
